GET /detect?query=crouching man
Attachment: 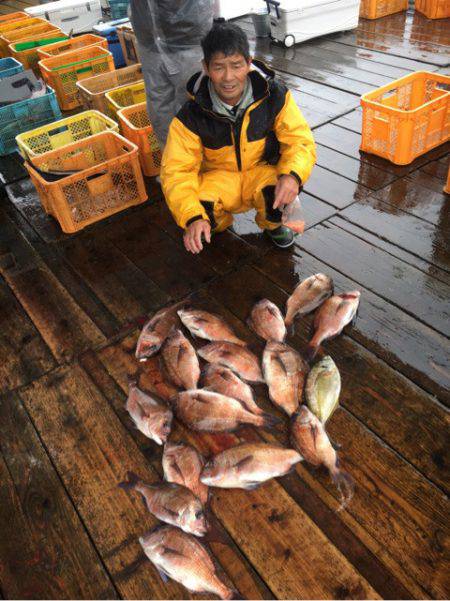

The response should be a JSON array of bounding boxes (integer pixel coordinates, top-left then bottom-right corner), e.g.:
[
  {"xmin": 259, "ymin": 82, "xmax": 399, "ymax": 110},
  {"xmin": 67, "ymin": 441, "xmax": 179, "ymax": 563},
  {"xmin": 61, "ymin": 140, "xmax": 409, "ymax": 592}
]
[{"xmin": 161, "ymin": 22, "xmax": 316, "ymax": 252}]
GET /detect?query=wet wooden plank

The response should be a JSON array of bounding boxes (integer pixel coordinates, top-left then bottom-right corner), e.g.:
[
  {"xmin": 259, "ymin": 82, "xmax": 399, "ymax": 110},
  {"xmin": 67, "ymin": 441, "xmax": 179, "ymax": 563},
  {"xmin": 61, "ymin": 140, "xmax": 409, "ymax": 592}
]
[
  {"xmin": 420, "ymin": 158, "xmax": 449, "ymax": 182},
  {"xmin": 59, "ymin": 234, "xmax": 170, "ymax": 327},
  {"xmin": 332, "ymin": 29, "xmax": 449, "ymax": 66},
  {"xmin": 310, "ymin": 38, "xmax": 440, "ymax": 72},
  {"xmin": 273, "ymin": 69, "xmax": 359, "ymax": 107},
  {"xmin": 0, "ymin": 392, "xmax": 117, "ymax": 600},
  {"xmin": 374, "ymin": 175, "xmax": 449, "ymax": 226},
  {"xmin": 407, "ymin": 168, "xmax": 450, "ymax": 194},
  {"xmin": 272, "ymin": 41, "xmax": 414, "ymax": 81},
  {"xmin": 0, "ymin": 215, "xmax": 105, "ymax": 363},
  {"xmin": 315, "ymin": 144, "xmax": 397, "ymax": 190},
  {"xmin": 313, "ymin": 123, "xmax": 450, "ymax": 177},
  {"xmin": 17, "ymin": 366, "xmax": 197, "ymax": 600},
  {"xmin": 79, "ymin": 348, "xmax": 275, "ymax": 601},
  {"xmin": 304, "ymin": 165, "xmax": 371, "ymax": 208},
  {"xmin": 105, "ymin": 210, "xmax": 217, "ymax": 299},
  {"xmin": 331, "ymin": 108, "xmax": 363, "ymax": 134},
  {"xmin": 89, "ymin": 335, "xmax": 379, "ymax": 600},
  {"xmin": 0, "ymin": 153, "xmax": 28, "ymax": 188},
  {"xmin": 1, "ymin": 200, "xmax": 123, "ymax": 340},
  {"xmin": 0, "ymin": 277, "xmax": 55, "ymax": 394},
  {"xmin": 338, "ymin": 200, "xmax": 450, "ymax": 275},
  {"xmin": 146, "ymin": 201, "xmax": 263, "ymax": 276},
  {"xmin": 298, "ymin": 220, "xmax": 450, "ymax": 336},
  {"xmin": 206, "ymin": 267, "xmax": 449, "ymax": 598}
]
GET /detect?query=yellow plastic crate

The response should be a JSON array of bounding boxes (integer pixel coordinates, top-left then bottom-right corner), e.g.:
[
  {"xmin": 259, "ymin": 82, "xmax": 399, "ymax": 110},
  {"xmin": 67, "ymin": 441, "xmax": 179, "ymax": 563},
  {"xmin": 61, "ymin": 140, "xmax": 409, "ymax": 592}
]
[
  {"xmin": 360, "ymin": 71, "xmax": 450, "ymax": 165},
  {"xmin": 26, "ymin": 131, "xmax": 148, "ymax": 233},
  {"xmin": 37, "ymin": 34, "xmax": 109, "ymax": 60},
  {"xmin": 360, "ymin": 0, "xmax": 408, "ymax": 18},
  {"xmin": 105, "ymin": 80, "xmax": 146, "ymax": 119},
  {"xmin": 16, "ymin": 110, "xmax": 118, "ymax": 158},
  {"xmin": 9, "ymin": 33, "xmax": 67, "ymax": 72},
  {"xmin": 0, "ymin": 17, "xmax": 48, "ymax": 55},
  {"xmin": 39, "ymin": 45, "xmax": 115, "ymax": 111},
  {"xmin": 76, "ymin": 63, "xmax": 143, "ymax": 113},
  {"xmin": 118, "ymin": 102, "xmax": 161, "ymax": 177},
  {"xmin": 415, "ymin": 0, "xmax": 450, "ymax": 18}
]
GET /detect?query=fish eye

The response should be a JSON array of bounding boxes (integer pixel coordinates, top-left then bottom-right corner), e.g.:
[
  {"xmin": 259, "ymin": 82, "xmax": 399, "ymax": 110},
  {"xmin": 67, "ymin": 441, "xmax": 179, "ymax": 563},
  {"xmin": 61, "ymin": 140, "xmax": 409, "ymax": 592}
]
[{"xmin": 195, "ymin": 510, "xmax": 204, "ymax": 519}]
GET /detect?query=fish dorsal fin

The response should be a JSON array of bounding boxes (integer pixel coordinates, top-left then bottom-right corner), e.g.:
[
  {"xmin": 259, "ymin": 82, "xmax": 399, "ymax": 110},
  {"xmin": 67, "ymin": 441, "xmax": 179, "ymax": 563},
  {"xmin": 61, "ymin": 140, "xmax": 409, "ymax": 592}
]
[
  {"xmin": 221, "ymin": 370, "xmax": 234, "ymax": 383},
  {"xmin": 337, "ymin": 299, "xmax": 350, "ymax": 312},
  {"xmin": 135, "ymin": 391, "xmax": 159, "ymax": 415},
  {"xmin": 192, "ymin": 392, "xmax": 209, "ymax": 404},
  {"xmin": 170, "ymin": 460, "xmax": 184, "ymax": 480},
  {"xmin": 278, "ymin": 350, "xmax": 298, "ymax": 375},
  {"xmin": 310, "ymin": 423, "xmax": 319, "ymax": 449},
  {"xmin": 162, "ymin": 546, "xmax": 184, "ymax": 557},
  {"xmin": 176, "ymin": 345, "xmax": 187, "ymax": 364},
  {"xmin": 234, "ymin": 455, "xmax": 254, "ymax": 471},
  {"xmin": 194, "ymin": 316, "xmax": 209, "ymax": 324},
  {"xmin": 267, "ymin": 305, "xmax": 278, "ymax": 318},
  {"xmin": 162, "ymin": 505, "xmax": 180, "ymax": 518}
]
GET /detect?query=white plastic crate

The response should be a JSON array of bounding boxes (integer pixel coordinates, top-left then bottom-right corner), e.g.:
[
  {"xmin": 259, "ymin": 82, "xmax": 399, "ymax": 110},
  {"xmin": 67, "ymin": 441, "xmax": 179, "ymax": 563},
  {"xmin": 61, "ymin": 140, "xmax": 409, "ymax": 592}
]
[
  {"xmin": 268, "ymin": 0, "xmax": 360, "ymax": 47},
  {"xmin": 25, "ymin": 0, "xmax": 102, "ymax": 34}
]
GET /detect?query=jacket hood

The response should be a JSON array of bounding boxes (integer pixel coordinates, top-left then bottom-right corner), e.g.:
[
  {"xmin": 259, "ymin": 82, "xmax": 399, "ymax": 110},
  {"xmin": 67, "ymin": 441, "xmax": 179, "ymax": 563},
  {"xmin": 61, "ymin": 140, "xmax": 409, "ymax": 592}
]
[{"xmin": 186, "ymin": 58, "xmax": 275, "ymax": 111}]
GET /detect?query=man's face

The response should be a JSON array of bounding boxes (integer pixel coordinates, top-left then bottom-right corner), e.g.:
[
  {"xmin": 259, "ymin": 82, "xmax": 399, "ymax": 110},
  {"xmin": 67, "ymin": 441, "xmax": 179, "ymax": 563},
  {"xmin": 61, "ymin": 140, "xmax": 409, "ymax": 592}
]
[{"xmin": 205, "ymin": 52, "xmax": 252, "ymax": 106}]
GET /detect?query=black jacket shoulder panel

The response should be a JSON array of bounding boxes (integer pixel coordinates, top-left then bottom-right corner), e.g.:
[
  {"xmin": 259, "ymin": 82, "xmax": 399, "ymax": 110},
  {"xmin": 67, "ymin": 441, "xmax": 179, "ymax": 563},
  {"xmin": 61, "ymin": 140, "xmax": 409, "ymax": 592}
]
[{"xmin": 176, "ymin": 100, "xmax": 232, "ymax": 150}]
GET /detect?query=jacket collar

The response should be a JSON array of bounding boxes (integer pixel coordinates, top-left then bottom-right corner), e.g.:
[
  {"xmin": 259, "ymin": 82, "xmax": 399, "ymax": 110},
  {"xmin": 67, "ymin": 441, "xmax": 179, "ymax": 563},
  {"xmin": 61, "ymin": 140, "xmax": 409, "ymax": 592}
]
[{"xmin": 186, "ymin": 58, "xmax": 275, "ymax": 113}]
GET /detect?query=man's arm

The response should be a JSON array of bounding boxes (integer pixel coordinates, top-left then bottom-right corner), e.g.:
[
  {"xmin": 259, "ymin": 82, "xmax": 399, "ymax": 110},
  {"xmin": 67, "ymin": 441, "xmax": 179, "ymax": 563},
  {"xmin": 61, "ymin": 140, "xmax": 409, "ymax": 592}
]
[
  {"xmin": 161, "ymin": 116, "xmax": 209, "ymax": 229},
  {"xmin": 273, "ymin": 90, "xmax": 316, "ymax": 206}
]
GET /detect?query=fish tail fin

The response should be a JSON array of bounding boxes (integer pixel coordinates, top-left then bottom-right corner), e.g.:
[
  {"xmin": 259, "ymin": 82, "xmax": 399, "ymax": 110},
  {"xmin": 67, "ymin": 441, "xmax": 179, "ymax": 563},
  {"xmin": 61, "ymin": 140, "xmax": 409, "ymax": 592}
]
[
  {"xmin": 259, "ymin": 412, "xmax": 283, "ymax": 431},
  {"xmin": 305, "ymin": 341, "xmax": 320, "ymax": 363},
  {"xmin": 331, "ymin": 467, "xmax": 354, "ymax": 513},
  {"xmin": 118, "ymin": 470, "xmax": 140, "ymax": 491},
  {"xmin": 127, "ymin": 374, "xmax": 138, "ymax": 388}
]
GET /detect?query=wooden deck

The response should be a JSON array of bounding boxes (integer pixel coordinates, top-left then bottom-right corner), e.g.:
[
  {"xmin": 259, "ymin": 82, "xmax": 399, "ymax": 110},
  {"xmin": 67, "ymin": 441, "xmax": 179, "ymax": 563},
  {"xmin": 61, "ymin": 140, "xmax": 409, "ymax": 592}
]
[{"xmin": 0, "ymin": 4, "xmax": 449, "ymax": 600}]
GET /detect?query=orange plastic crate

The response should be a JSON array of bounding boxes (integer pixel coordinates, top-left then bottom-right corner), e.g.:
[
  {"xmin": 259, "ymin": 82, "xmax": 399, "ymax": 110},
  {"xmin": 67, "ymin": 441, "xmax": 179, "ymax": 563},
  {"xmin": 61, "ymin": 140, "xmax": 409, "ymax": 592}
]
[
  {"xmin": 39, "ymin": 46, "xmax": 115, "ymax": 111},
  {"xmin": 360, "ymin": 0, "xmax": 408, "ymax": 18},
  {"xmin": 9, "ymin": 33, "xmax": 67, "ymax": 72},
  {"xmin": 118, "ymin": 102, "xmax": 161, "ymax": 177},
  {"xmin": 0, "ymin": 12, "xmax": 30, "ymax": 24},
  {"xmin": 361, "ymin": 71, "xmax": 450, "ymax": 165},
  {"xmin": 76, "ymin": 63, "xmax": 143, "ymax": 113},
  {"xmin": 26, "ymin": 131, "xmax": 147, "ymax": 233},
  {"xmin": 37, "ymin": 34, "xmax": 109, "ymax": 60},
  {"xmin": 0, "ymin": 17, "xmax": 47, "ymax": 55},
  {"xmin": 444, "ymin": 164, "xmax": 450, "ymax": 194},
  {"xmin": 415, "ymin": 0, "xmax": 450, "ymax": 18}
]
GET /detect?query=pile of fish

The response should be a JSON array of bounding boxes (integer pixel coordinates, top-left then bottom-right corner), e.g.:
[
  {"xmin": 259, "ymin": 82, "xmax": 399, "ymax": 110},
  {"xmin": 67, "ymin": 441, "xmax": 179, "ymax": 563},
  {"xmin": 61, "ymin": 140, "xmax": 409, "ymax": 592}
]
[{"xmin": 120, "ymin": 273, "xmax": 360, "ymax": 599}]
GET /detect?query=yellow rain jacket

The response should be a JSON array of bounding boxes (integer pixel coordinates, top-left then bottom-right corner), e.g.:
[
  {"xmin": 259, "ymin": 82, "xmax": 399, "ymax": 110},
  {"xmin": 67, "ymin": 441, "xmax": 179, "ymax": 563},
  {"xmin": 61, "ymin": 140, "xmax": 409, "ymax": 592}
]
[{"xmin": 161, "ymin": 60, "xmax": 316, "ymax": 231}]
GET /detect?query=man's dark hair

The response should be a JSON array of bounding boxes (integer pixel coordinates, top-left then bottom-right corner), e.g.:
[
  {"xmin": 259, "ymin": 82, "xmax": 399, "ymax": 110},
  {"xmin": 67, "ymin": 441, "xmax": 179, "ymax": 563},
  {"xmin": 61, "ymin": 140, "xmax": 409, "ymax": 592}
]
[{"xmin": 201, "ymin": 22, "xmax": 250, "ymax": 65}]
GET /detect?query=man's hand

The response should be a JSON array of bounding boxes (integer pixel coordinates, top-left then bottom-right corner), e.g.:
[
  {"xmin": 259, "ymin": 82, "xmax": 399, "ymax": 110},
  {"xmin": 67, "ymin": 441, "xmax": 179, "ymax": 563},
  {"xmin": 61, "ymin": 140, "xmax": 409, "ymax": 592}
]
[
  {"xmin": 184, "ymin": 219, "xmax": 211, "ymax": 254},
  {"xmin": 273, "ymin": 174, "xmax": 299, "ymax": 210}
]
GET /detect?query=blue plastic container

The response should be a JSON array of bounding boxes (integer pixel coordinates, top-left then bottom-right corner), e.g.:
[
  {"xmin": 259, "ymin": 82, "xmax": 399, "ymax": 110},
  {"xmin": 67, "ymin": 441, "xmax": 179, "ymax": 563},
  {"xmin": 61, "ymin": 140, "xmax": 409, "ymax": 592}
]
[
  {"xmin": 109, "ymin": 0, "xmax": 129, "ymax": 20},
  {"xmin": 0, "ymin": 57, "xmax": 23, "ymax": 81},
  {"xmin": 93, "ymin": 18, "xmax": 129, "ymax": 68},
  {"xmin": 0, "ymin": 86, "xmax": 62, "ymax": 156}
]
